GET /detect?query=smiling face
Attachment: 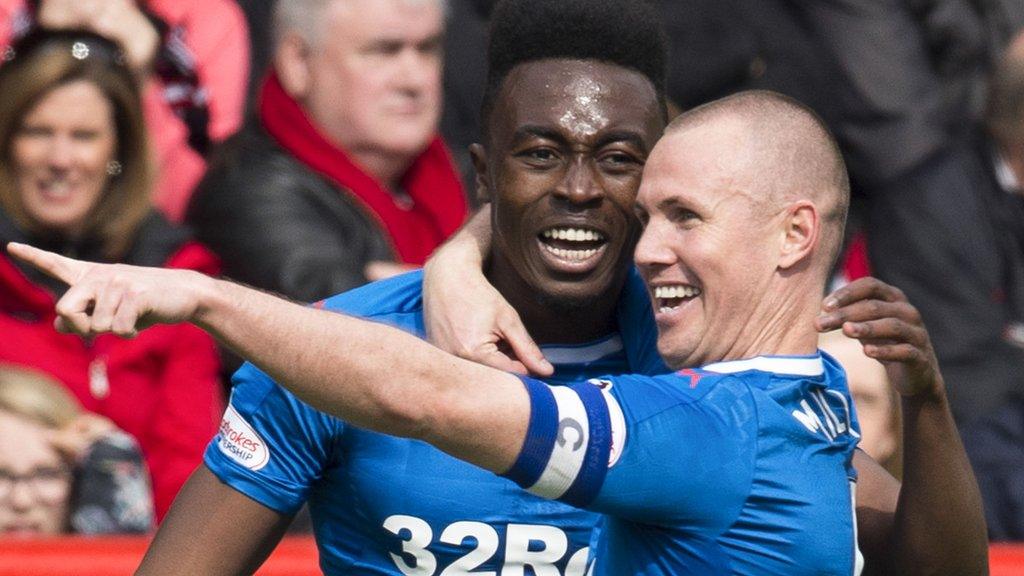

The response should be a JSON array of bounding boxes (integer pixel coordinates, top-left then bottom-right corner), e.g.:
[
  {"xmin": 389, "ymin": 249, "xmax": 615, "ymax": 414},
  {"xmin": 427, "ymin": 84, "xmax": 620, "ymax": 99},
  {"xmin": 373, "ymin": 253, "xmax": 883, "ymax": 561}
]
[
  {"xmin": 480, "ymin": 59, "xmax": 664, "ymax": 310},
  {"xmin": 0, "ymin": 411, "xmax": 70, "ymax": 535},
  {"xmin": 10, "ymin": 80, "xmax": 117, "ymax": 237},
  {"xmin": 634, "ymin": 117, "xmax": 786, "ymax": 369}
]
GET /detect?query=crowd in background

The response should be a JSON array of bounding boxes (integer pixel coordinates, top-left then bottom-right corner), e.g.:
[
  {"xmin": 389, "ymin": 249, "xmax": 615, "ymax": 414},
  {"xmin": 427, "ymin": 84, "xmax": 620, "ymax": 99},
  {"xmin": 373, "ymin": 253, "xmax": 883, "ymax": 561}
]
[{"xmin": 0, "ymin": 0, "xmax": 1023, "ymax": 542}]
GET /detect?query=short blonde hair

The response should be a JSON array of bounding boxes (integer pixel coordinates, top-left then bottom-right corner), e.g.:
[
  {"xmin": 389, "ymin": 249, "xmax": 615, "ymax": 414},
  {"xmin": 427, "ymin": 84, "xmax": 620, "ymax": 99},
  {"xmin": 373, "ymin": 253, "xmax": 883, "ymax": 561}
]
[
  {"xmin": 0, "ymin": 31, "xmax": 154, "ymax": 260},
  {"xmin": 0, "ymin": 364, "xmax": 80, "ymax": 429}
]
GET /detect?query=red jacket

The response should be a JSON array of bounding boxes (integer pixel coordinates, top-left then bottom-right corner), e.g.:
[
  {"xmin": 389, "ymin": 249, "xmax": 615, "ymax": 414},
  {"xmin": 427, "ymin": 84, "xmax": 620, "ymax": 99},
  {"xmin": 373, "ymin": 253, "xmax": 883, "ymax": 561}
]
[{"xmin": 0, "ymin": 222, "xmax": 223, "ymax": 521}]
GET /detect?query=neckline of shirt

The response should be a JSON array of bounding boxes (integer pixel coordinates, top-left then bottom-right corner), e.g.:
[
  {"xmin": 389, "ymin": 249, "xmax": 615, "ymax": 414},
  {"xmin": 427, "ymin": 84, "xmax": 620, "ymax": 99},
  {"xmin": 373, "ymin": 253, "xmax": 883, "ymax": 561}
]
[
  {"xmin": 541, "ymin": 334, "xmax": 624, "ymax": 365},
  {"xmin": 702, "ymin": 354, "xmax": 824, "ymax": 376}
]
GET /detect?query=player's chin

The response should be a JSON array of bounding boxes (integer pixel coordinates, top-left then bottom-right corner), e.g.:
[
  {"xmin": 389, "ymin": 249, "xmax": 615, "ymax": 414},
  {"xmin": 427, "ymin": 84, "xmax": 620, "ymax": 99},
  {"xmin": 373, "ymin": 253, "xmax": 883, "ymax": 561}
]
[
  {"xmin": 656, "ymin": 333, "xmax": 698, "ymax": 371},
  {"xmin": 535, "ymin": 277, "xmax": 611, "ymax": 310}
]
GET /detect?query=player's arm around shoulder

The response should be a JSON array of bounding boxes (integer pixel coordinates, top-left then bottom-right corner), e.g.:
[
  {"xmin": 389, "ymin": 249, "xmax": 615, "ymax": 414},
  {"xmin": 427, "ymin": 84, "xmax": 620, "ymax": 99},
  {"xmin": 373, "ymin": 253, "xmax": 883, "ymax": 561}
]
[{"xmin": 817, "ymin": 277, "xmax": 988, "ymax": 576}]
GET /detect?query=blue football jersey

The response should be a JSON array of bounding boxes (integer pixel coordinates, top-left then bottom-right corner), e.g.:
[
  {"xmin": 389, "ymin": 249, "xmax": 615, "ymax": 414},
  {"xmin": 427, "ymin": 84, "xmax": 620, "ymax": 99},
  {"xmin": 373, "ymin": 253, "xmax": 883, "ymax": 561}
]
[
  {"xmin": 504, "ymin": 354, "xmax": 863, "ymax": 575},
  {"xmin": 204, "ymin": 269, "xmax": 657, "ymax": 575}
]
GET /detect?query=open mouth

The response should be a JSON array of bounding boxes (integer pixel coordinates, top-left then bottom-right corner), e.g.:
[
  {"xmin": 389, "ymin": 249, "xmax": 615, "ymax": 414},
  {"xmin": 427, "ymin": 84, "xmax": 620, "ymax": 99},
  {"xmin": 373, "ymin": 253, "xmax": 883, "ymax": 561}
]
[
  {"xmin": 37, "ymin": 179, "xmax": 75, "ymax": 201},
  {"xmin": 653, "ymin": 284, "xmax": 702, "ymax": 313},
  {"xmin": 536, "ymin": 226, "xmax": 610, "ymax": 273},
  {"xmin": 538, "ymin": 226, "xmax": 608, "ymax": 263}
]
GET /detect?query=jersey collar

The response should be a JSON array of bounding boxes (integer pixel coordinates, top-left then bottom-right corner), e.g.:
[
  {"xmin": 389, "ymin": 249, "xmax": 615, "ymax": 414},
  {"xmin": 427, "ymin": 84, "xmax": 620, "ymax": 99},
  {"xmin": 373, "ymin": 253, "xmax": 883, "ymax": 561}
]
[
  {"xmin": 702, "ymin": 354, "xmax": 824, "ymax": 376},
  {"xmin": 541, "ymin": 335, "xmax": 624, "ymax": 365}
]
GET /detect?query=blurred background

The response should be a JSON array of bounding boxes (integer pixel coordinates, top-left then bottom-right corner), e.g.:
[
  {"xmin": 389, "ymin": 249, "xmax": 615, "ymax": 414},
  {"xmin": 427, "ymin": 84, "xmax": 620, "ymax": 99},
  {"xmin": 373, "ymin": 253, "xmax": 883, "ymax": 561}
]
[{"xmin": 1, "ymin": 0, "xmax": 1024, "ymax": 572}]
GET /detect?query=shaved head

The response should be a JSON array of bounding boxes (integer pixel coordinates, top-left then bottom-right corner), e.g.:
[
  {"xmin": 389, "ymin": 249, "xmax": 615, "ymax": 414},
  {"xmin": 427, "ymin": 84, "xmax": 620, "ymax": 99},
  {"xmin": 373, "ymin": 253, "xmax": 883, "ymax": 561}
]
[
  {"xmin": 666, "ymin": 91, "xmax": 850, "ymax": 275},
  {"xmin": 635, "ymin": 90, "xmax": 852, "ymax": 367}
]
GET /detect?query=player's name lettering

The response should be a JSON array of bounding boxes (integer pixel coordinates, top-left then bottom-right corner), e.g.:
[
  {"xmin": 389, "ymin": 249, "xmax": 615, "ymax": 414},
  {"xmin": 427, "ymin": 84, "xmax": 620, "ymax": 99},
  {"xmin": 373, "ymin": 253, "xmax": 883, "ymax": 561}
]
[
  {"xmin": 791, "ymin": 388, "xmax": 858, "ymax": 442},
  {"xmin": 217, "ymin": 405, "xmax": 270, "ymax": 471},
  {"xmin": 383, "ymin": 515, "xmax": 589, "ymax": 576}
]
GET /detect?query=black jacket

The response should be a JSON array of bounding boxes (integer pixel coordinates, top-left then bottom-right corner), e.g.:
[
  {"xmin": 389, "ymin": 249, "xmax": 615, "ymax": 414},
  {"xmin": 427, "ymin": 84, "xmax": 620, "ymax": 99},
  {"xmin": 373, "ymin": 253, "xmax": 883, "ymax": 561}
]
[{"xmin": 187, "ymin": 122, "xmax": 394, "ymax": 303}]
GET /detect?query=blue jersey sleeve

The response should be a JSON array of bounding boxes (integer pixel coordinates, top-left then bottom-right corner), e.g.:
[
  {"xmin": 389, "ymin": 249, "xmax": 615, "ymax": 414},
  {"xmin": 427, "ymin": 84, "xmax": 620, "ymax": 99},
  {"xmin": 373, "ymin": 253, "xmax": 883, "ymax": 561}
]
[
  {"xmin": 594, "ymin": 373, "xmax": 758, "ymax": 529},
  {"xmin": 204, "ymin": 362, "xmax": 343, "ymax": 514},
  {"xmin": 317, "ymin": 269, "xmax": 425, "ymax": 318},
  {"xmin": 205, "ymin": 272, "xmax": 427, "ymax": 515},
  {"xmin": 502, "ymin": 373, "xmax": 757, "ymax": 531}
]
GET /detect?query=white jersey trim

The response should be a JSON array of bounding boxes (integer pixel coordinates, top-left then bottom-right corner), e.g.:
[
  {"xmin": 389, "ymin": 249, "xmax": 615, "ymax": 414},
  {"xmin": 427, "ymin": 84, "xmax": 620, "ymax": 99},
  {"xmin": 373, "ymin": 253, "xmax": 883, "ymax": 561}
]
[
  {"xmin": 852, "ymin": 479, "xmax": 864, "ymax": 576},
  {"xmin": 703, "ymin": 355, "xmax": 824, "ymax": 376},
  {"xmin": 541, "ymin": 335, "xmax": 624, "ymax": 365},
  {"xmin": 591, "ymin": 380, "xmax": 627, "ymax": 467}
]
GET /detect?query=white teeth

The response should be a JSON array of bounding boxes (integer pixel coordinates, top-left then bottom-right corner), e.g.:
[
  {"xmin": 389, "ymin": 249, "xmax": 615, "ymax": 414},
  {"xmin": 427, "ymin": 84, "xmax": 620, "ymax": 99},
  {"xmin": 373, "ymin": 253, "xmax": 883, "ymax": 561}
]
[
  {"xmin": 542, "ymin": 228, "xmax": 606, "ymax": 243},
  {"xmin": 541, "ymin": 244, "xmax": 599, "ymax": 261},
  {"xmin": 654, "ymin": 285, "xmax": 701, "ymax": 299}
]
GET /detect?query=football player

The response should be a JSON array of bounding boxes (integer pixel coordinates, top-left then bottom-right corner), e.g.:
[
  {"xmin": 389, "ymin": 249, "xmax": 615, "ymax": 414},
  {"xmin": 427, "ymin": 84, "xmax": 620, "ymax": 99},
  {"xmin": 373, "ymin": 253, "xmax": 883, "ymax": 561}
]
[{"xmin": 10, "ymin": 89, "xmax": 986, "ymax": 574}]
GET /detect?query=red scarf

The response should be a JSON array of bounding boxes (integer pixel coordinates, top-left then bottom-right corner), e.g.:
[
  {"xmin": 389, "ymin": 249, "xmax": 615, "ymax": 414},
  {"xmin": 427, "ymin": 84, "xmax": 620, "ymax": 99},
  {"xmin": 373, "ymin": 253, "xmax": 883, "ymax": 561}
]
[{"xmin": 259, "ymin": 73, "xmax": 468, "ymax": 264}]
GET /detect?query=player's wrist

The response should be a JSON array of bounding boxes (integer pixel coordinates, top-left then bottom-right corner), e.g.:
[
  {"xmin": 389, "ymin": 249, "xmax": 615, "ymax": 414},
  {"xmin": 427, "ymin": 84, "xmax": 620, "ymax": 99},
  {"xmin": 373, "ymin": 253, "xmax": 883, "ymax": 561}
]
[
  {"xmin": 189, "ymin": 273, "xmax": 233, "ymax": 329},
  {"xmin": 899, "ymin": 372, "xmax": 948, "ymax": 407}
]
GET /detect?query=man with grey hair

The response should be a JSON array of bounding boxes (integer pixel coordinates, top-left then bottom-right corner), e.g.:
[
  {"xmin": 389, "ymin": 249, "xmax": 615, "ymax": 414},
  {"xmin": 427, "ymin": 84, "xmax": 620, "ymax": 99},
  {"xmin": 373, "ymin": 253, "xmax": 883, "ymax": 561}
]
[{"xmin": 186, "ymin": 0, "xmax": 467, "ymax": 304}]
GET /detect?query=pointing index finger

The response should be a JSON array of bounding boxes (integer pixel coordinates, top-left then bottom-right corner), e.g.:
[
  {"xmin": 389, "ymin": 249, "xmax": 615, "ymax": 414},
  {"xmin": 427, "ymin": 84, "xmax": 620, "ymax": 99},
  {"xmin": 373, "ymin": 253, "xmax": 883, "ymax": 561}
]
[{"xmin": 7, "ymin": 242, "xmax": 87, "ymax": 285}]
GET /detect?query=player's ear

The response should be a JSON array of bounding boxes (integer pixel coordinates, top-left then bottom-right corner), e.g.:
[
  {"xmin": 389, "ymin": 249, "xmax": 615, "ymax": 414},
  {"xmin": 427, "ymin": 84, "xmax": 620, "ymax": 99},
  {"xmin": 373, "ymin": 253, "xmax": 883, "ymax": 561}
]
[
  {"xmin": 778, "ymin": 200, "xmax": 819, "ymax": 270},
  {"xmin": 470, "ymin": 143, "xmax": 493, "ymax": 204}
]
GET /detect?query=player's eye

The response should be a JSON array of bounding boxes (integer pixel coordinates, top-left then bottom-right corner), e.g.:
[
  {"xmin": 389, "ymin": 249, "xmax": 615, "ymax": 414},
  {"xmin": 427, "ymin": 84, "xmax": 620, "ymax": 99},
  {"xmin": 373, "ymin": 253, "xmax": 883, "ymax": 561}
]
[
  {"xmin": 599, "ymin": 151, "xmax": 642, "ymax": 172},
  {"xmin": 518, "ymin": 147, "xmax": 560, "ymax": 167},
  {"xmin": 669, "ymin": 207, "xmax": 700, "ymax": 227}
]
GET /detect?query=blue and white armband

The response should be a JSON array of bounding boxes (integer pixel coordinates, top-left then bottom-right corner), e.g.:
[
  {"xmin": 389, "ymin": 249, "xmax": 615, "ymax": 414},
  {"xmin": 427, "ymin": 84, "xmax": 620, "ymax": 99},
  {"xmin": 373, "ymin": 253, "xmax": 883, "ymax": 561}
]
[{"xmin": 501, "ymin": 376, "xmax": 618, "ymax": 507}]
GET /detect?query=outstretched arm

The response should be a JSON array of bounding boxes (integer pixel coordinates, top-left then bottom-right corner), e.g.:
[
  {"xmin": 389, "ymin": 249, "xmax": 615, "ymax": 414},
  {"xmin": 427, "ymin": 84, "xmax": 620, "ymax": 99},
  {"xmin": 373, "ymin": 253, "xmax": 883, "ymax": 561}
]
[
  {"xmin": 7, "ymin": 242, "xmax": 529, "ymax": 475},
  {"xmin": 817, "ymin": 277, "xmax": 987, "ymax": 576}
]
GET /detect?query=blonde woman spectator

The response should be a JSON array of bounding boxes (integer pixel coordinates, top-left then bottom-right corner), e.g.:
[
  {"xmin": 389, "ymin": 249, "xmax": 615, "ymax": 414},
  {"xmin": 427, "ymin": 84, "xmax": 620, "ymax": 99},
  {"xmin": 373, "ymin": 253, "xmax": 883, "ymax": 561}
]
[
  {"xmin": 0, "ymin": 365, "xmax": 153, "ymax": 535},
  {"xmin": 0, "ymin": 30, "xmax": 223, "ymax": 521},
  {"xmin": 0, "ymin": 0, "xmax": 250, "ymax": 221}
]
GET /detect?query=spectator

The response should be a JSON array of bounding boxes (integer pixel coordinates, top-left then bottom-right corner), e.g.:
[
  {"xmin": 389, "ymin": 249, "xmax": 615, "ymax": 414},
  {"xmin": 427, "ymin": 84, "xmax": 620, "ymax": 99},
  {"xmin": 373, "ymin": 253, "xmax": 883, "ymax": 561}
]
[
  {"xmin": 0, "ymin": 30, "xmax": 223, "ymax": 520},
  {"xmin": 819, "ymin": 330, "xmax": 902, "ymax": 477},
  {"xmin": 187, "ymin": 0, "xmax": 468, "ymax": 303},
  {"xmin": 956, "ymin": 31, "xmax": 1024, "ymax": 541},
  {"xmin": 0, "ymin": 364, "xmax": 153, "ymax": 535},
  {"xmin": 0, "ymin": 0, "xmax": 251, "ymax": 221}
]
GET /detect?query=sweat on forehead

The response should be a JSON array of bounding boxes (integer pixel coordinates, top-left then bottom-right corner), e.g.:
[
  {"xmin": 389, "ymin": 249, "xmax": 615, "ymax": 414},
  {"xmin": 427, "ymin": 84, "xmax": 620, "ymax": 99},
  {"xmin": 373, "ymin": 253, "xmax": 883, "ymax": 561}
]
[{"xmin": 484, "ymin": 59, "xmax": 660, "ymax": 146}]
